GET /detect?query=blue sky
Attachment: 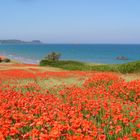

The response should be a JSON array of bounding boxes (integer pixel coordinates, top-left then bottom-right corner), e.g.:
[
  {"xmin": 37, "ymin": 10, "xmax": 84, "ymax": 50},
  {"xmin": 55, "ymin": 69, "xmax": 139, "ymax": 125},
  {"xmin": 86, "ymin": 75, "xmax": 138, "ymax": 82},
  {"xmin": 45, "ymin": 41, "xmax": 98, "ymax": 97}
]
[{"xmin": 0, "ymin": 0, "xmax": 140, "ymax": 43}]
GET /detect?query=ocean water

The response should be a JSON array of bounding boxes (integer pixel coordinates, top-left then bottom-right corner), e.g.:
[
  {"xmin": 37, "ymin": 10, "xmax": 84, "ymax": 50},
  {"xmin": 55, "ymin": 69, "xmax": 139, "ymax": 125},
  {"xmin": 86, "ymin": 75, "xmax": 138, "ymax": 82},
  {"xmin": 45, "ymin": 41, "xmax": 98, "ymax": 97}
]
[{"xmin": 0, "ymin": 44, "xmax": 140, "ymax": 64}]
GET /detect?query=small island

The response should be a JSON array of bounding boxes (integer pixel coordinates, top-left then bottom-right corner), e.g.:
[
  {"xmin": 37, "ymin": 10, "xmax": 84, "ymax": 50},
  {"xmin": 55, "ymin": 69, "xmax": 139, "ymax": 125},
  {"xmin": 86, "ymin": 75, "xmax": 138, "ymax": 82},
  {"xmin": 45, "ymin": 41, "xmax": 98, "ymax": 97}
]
[{"xmin": 0, "ymin": 39, "xmax": 42, "ymax": 44}]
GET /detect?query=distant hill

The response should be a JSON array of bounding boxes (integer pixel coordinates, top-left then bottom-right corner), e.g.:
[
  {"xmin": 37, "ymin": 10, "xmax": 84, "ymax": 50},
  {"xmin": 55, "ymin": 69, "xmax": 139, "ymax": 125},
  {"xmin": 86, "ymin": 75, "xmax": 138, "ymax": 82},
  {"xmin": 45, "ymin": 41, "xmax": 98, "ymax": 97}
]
[{"xmin": 0, "ymin": 40, "xmax": 42, "ymax": 44}]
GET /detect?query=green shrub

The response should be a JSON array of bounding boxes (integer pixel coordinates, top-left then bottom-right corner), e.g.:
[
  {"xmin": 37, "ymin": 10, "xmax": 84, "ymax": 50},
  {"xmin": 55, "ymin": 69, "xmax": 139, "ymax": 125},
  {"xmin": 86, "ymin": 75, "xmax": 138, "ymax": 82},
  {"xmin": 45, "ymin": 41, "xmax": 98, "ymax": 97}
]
[
  {"xmin": 44, "ymin": 52, "xmax": 61, "ymax": 61},
  {"xmin": 40, "ymin": 60, "xmax": 84, "ymax": 69}
]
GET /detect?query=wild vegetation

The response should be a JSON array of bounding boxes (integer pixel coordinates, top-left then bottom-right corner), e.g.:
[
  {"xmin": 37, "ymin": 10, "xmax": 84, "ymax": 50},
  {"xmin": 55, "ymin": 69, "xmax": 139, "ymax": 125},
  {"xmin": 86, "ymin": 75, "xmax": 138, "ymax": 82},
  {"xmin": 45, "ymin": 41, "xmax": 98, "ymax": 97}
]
[
  {"xmin": 40, "ymin": 58, "xmax": 140, "ymax": 73},
  {"xmin": 0, "ymin": 65, "xmax": 140, "ymax": 139}
]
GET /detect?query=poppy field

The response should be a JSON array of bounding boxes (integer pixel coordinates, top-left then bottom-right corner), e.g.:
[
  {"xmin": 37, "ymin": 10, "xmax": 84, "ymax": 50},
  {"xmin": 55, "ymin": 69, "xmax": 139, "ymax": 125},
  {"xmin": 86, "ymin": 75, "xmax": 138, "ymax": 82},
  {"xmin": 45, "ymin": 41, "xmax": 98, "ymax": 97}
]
[{"xmin": 0, "ymin": 67, "xmax": 140, "ymax": 140}]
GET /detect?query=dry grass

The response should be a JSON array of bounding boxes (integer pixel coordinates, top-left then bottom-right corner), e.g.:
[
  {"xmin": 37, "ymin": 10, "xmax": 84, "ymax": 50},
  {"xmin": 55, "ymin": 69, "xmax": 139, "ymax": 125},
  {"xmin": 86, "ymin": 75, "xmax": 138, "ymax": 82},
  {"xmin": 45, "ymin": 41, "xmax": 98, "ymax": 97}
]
[
  {"xmin": 0, "ymin": 63, "xmax": 63, "ymax": 72},
  {"xmin": 1, "ymin": 63, "xmax": 140, "ymax": 82},
  {"xmin": 120, "ymin": 73, "xmax": 140, "ymax": 81}
]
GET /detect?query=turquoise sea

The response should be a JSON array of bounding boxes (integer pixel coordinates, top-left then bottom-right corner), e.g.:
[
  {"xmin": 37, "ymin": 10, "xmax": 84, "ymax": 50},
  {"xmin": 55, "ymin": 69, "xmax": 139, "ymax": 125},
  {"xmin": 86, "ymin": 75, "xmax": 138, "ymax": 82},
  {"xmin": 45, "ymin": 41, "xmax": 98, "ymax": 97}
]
[{"xmin": 0, "ymin": 44, "xmax": 140, "ymax": 64}]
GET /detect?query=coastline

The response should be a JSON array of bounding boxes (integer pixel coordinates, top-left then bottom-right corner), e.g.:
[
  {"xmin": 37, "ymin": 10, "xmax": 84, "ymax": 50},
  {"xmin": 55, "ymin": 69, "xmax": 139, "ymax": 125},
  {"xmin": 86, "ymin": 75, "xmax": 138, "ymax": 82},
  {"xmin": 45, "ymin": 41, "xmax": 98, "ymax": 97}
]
[
  {"xmin": 0, "ymin": 44, "xmax": 140, "ymax": 64},
  {"xmin": 0, "ymin": 54, "xmax": 39, "ymax": 64}
]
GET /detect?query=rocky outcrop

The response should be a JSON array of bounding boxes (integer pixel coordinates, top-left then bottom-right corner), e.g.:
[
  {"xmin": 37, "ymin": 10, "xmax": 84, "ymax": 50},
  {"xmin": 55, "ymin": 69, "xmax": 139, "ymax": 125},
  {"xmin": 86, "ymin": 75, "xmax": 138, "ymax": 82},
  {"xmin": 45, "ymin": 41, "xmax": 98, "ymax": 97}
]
[{"xmin": 116, "ymin": 56, "xmax": 128, "ymax": 60}]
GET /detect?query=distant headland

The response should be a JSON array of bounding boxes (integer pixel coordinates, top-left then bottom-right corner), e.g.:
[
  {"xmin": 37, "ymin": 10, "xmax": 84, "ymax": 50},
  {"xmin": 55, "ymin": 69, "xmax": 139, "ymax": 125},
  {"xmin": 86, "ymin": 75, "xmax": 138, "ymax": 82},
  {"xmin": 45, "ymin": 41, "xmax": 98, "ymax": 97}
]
[{"xmin": 0, "ymin": 40, "xmax": 42, "ymax": 44}]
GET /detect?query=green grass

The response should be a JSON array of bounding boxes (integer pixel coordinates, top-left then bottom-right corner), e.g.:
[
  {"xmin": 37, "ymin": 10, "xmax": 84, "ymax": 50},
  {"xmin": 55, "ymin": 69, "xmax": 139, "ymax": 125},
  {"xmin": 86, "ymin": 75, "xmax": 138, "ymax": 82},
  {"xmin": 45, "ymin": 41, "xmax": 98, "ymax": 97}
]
[
  {"xmin": 40, "ymin": 59, "xmax": 140, "ymax": 73},
  {"xmin": 117, "ymin": 61, "xmax": 140, "ymax": 73}
]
